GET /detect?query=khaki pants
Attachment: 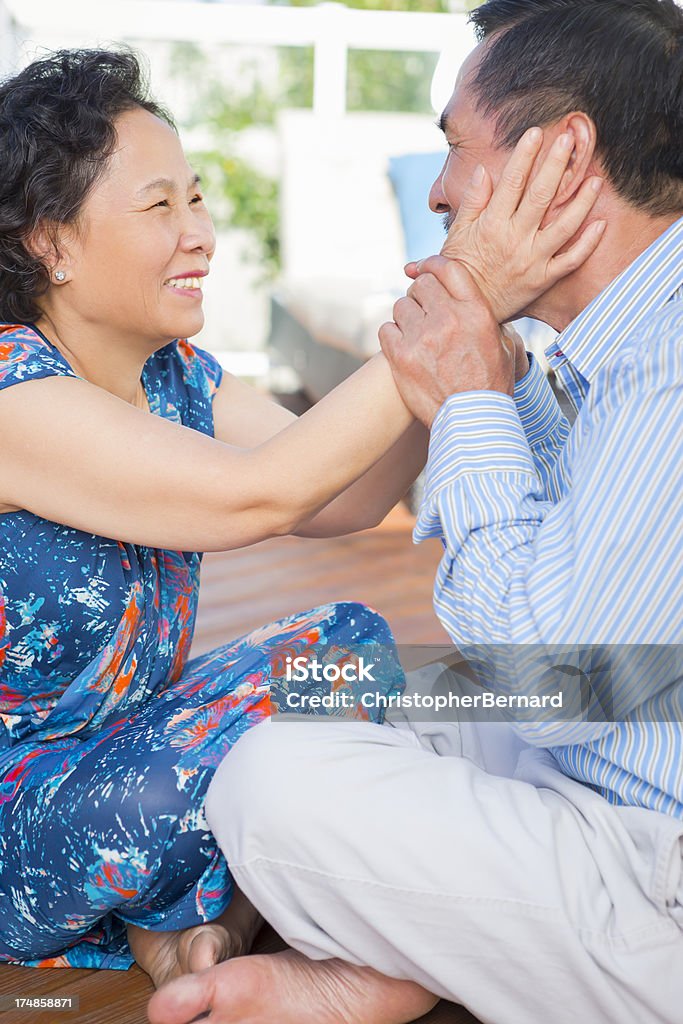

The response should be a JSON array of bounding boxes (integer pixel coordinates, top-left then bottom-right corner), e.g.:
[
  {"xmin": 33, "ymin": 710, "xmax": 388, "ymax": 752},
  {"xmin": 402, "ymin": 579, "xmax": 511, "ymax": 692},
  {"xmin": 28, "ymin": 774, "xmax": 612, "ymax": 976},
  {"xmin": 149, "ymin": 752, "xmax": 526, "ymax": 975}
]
[{"xmin": 206, "ymin": 714, "xmax": 683, "ymax": 1024}]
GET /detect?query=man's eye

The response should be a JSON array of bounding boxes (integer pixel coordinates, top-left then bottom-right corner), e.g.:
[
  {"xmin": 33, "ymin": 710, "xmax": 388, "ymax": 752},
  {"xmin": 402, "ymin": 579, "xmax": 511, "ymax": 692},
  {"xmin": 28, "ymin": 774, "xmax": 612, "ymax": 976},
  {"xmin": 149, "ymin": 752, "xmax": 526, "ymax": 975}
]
[
  {"xmin": 190, "ymin": 194, "xmax": 204, "ymax": 205},
  {"xmin": 149, "ymin": 199, "xmax": 169, "ymax": 209}
]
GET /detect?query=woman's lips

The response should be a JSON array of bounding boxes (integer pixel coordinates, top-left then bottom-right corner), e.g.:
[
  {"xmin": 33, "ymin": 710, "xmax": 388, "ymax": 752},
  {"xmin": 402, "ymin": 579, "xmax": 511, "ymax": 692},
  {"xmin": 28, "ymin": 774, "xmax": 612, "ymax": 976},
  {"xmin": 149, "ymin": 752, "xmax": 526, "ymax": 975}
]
[{"xmin": 164, "ymin": 275, "xmax": 204, "ymax": 297}]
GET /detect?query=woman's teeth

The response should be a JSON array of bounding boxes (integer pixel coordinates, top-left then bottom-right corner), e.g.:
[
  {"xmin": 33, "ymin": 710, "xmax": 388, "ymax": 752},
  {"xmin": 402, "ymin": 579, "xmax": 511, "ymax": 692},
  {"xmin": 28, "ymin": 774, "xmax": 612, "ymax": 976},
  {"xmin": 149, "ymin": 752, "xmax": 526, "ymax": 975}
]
[{"xmin": 165, "ymin": 277, "xmax": 202, "ymax": 289}]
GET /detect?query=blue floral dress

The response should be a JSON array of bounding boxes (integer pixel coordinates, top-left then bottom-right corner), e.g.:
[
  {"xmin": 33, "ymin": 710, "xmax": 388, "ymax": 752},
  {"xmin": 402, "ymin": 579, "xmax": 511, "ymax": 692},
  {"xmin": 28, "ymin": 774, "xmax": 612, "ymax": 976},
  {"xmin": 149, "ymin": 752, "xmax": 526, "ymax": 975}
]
[{"xmin": 0, "ymin": 324, "xmax": 403, "ymax": 969}]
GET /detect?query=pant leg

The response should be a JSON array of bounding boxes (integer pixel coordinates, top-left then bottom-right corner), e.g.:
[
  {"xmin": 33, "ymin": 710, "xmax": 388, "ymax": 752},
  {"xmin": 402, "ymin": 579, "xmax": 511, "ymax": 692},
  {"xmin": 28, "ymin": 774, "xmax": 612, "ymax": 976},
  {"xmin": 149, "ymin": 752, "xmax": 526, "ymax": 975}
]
[
  {"xmin": 205, "ymin": 717, "xmax": 683, "ymax": 1024},
  {"xmin": 0, "ymin": 679, "xmax": 264, "ymax": 968},
  {"xmin": 0, "ymin": 600, "xmax": 398, "ymax": 969}
]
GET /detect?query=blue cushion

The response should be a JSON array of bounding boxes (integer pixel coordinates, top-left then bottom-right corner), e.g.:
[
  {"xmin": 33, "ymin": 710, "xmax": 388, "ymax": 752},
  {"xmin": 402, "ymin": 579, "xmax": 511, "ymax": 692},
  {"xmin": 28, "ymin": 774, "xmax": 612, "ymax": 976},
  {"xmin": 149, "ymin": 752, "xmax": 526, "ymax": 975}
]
[{"xmin": 388, "ymin": 152, "xmax": 446, "ymax": 264}]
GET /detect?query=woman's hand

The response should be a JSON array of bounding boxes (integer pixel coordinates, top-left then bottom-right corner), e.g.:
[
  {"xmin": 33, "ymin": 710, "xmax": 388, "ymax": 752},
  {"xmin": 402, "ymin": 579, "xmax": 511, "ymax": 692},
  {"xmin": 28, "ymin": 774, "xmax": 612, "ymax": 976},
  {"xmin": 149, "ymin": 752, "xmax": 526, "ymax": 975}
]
[
  {"xmin": 405, "ymin": 127, "xmax": 606, "ymax": 324},
  {"xmin": 503, "ymin": 323, "xmax": 530, "ymax": 383},
  {"xmin": 380, "ymin": 263, "xmax": 515, "ymax": 427}
]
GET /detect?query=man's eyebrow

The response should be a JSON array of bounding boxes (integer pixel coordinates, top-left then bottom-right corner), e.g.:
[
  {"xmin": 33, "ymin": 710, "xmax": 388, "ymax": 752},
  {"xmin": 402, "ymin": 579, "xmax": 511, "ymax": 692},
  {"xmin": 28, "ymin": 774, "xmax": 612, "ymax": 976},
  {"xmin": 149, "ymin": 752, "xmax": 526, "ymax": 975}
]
[{"xmin": 135, "ymin": 173, "xmax": 202, "ymax": 198}]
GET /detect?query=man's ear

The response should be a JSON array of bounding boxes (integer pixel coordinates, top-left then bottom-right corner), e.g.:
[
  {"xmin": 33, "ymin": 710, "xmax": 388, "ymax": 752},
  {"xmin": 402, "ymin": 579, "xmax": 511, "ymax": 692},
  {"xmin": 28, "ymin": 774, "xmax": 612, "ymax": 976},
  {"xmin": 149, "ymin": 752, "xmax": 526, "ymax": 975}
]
[{"xmin": 552, "ymin": 111, "xmax": 598, "ymax": 205}]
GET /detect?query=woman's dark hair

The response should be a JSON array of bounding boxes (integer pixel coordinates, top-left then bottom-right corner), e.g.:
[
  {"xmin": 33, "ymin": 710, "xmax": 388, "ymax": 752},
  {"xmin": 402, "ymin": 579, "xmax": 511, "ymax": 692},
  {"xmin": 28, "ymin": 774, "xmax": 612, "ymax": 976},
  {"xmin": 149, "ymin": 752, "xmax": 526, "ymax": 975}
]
[
  {"xmin": 468, "ymin": 0, "xmax": 683, "ymax": 214},
  {"xmin": 0, "ymin": 48, "xmax": 174, "ymax": 322}
]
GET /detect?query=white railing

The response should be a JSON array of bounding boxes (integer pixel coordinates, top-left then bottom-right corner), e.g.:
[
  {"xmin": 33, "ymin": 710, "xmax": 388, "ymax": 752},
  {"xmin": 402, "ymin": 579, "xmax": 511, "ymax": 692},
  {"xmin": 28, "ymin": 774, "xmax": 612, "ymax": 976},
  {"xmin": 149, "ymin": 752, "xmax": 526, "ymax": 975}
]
[{"xmin": 3, "ymin": 0, "xmax": 474, "ymax": 117}]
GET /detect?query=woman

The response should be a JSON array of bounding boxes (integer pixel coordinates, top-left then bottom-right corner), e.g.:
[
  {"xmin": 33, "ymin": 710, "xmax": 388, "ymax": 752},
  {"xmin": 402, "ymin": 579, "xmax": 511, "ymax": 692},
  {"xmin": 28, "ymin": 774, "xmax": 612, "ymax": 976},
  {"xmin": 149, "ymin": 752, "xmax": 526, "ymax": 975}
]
[{"xmin": 0, "ymin": 49, "xmax": 601, "ymax": 988}]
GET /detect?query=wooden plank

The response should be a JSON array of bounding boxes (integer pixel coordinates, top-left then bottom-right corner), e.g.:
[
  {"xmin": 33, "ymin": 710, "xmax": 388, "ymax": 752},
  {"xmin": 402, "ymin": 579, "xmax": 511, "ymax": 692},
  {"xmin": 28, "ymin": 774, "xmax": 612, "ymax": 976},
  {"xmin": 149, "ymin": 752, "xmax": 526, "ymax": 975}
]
[{"xmin": 0, "ymin": 961, "xmax": 153, "ymax": 1023}]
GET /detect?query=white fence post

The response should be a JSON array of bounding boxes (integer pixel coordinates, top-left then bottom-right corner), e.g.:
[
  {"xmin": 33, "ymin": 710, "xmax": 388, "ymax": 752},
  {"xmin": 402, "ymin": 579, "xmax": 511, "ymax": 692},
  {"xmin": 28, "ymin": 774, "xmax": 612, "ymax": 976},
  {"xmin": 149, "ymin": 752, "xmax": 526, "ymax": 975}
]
[{"xmin": 313, "ymin": 3, "xmax": 349, "ymax": 118}]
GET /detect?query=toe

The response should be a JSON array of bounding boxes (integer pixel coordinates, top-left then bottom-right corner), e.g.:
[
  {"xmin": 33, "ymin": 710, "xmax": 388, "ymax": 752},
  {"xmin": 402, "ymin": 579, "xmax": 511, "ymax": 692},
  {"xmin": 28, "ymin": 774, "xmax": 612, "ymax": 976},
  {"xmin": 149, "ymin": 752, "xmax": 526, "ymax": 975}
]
[
  {"xmin": 148, "ymin": 970, "xmax": 217, "ymax": 1024},
  {"xmin": 187, "ymin": 926, "xmax": 231, "ymax": 974}
]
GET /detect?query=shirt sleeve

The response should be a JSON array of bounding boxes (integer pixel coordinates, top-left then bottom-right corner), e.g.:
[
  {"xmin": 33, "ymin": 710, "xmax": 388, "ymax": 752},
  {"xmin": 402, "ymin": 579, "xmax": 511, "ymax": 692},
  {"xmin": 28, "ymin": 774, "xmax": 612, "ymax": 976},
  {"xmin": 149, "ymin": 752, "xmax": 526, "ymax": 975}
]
[
  {"xmin": 0, "ymin": 325, "xmax": 79, "ymax": 392},
  {"xmin": 413, "ymin": 334, "xmax": 682, "ymax": 746},
  {"xmin": 513, "ymin": 353, "xmax": 570, "ymax": 495}
]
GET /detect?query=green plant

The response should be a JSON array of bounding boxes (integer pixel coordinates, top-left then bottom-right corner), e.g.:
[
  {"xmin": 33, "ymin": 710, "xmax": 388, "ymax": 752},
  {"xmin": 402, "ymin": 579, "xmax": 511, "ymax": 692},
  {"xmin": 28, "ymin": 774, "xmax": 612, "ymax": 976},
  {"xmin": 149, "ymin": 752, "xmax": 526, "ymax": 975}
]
[
  {"xmin": 191, "ymin": 149, "xmax": 281, "ymax": 275},
  {"xmin": 169, "ymin": 43, "xmax": 282, "ymax": 277}
]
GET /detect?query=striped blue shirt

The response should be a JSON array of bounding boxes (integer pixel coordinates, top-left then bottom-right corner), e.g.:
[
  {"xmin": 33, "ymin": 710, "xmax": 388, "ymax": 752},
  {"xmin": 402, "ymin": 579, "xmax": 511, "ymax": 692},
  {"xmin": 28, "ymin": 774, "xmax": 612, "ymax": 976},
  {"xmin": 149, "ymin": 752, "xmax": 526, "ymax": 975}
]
[{"xmin": 414, "ymin": 216, "xmax": 683, "ymax": 818}]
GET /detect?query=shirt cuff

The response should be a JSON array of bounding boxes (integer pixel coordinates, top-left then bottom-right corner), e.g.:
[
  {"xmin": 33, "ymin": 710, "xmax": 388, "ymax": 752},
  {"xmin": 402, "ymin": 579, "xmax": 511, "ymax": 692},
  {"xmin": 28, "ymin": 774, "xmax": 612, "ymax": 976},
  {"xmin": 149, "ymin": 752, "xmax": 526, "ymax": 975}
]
[
  {"xmin": 513, "ymin": 354, "xmax": 565, "ymax": 448},
  {"xmin": 414, "ymin": 391, "xmax": 537, "ymax": 542}
]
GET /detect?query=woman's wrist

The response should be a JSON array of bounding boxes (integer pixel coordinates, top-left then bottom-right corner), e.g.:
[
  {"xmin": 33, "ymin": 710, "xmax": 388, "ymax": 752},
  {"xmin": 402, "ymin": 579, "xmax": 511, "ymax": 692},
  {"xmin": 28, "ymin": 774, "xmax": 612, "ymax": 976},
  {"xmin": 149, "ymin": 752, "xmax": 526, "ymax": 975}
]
[{"xmin": 366, "ymin": 350, "xmax": 416, "ymax": 422}]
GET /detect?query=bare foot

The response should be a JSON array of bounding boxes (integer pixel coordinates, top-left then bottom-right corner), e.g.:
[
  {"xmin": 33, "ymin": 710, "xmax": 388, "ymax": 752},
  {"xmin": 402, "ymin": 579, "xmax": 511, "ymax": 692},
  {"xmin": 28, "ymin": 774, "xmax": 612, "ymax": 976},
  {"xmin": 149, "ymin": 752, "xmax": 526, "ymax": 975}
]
[
  {"xmin": 147, "ymin": 948, "xmax": 439, "ymax": 1024},
  {"xmin": 129, "ymin": 885, "xmax": 263, "ymax": 989},
  {"xmin": 128, "ymin": 920, "xmax": 238, "ymax": 989}
]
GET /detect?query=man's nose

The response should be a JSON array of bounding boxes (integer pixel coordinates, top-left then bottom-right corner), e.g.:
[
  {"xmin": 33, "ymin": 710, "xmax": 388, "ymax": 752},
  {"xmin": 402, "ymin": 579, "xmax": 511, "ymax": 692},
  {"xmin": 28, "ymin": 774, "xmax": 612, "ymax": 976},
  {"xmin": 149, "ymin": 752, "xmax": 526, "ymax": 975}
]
[{"xmin": 429, "ymin": 169, "xmax": 449, "ymax": 215}]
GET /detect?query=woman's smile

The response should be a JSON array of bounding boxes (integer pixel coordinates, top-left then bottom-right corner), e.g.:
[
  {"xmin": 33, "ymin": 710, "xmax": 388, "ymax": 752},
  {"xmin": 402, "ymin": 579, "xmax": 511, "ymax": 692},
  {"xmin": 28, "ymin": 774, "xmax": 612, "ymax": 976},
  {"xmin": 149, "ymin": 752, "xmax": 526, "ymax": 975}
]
[{"xmin": 163, "ymin": 272, "xmax": 207, "ymax": 298}]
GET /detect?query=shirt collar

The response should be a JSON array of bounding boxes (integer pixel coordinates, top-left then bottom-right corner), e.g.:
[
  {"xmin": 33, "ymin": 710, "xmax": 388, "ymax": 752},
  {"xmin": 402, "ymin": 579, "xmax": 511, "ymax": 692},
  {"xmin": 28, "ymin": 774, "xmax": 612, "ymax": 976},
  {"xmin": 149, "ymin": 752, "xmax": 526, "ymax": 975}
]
[{"xmin": 549, "ymin": 215, "xmax": 683, "ymax": 383}]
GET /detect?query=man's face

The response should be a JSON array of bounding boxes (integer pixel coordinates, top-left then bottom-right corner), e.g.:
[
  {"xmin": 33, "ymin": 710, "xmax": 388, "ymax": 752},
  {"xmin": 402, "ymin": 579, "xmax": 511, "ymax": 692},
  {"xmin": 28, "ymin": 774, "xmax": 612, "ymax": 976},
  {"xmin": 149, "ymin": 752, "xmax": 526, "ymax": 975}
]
[{"xmin": 430, "ymin": 42, "xmax": 511, "ymax": 230}]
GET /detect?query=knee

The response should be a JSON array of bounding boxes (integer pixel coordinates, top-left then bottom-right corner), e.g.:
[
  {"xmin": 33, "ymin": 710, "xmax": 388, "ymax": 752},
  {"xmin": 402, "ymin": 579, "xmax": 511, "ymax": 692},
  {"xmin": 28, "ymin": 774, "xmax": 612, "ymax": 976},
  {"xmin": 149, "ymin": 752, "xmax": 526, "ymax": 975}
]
[
  {"xmin": 121, "ymin": 765, "xmax": 194, "ymax": 830},
  {"xmin": 205, "ymin": 719, "xmax": 330, "ymax": 864},
  {"xmin": 329, "ymin": 601, "xmax": 395, "ymax": 643}
]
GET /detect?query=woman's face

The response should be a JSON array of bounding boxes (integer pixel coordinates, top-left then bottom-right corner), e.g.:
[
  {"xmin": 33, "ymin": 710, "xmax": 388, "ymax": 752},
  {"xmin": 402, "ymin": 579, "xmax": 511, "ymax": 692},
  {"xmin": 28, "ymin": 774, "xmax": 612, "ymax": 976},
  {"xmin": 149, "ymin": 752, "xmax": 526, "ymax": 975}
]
[{"xmin": 54, "ymin": 106, "xmax": 216, "ymax": 346}]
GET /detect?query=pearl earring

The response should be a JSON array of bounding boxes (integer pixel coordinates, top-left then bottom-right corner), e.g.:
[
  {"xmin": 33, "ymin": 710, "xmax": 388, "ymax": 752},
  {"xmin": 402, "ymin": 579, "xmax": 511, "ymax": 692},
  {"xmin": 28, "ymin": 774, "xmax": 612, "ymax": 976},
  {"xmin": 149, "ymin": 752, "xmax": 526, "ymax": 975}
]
[{"xmin": 55, "ymin": 271, "xmax": 66, "ymax": 282}]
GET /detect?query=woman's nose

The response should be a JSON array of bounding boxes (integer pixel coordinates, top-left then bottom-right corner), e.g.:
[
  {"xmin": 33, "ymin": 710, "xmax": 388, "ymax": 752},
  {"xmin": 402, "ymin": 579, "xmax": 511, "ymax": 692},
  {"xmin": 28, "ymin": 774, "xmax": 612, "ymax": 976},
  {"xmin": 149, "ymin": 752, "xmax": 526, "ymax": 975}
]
[{"xmin": 180, "ymin": 211, "xmax": 216, "ymax": 256}]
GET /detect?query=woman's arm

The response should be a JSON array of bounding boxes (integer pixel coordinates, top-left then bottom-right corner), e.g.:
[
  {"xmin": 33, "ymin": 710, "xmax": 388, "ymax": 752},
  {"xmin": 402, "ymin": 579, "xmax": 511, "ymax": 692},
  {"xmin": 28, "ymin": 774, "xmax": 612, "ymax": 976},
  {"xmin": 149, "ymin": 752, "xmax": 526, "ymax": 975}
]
[
  {"xmin": 211, "ymin": 371, "xmax": 427, "ymax": 536},
  {"xmin": 295, "ymin": 420, "xmax": 427, "ymax": 536},
  {"xmin": 0, "ymin": 351, "xmax": 412, "ymax": 553}
]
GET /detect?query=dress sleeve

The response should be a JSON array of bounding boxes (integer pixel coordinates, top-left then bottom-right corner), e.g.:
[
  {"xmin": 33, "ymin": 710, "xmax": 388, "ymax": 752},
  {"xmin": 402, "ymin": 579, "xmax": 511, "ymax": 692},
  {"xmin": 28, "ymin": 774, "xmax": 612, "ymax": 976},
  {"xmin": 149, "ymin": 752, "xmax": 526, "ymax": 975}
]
[
  {"xmin": 176, "ymin": 339, "xmax": 223, "ymax": 398},
  {"xmin": 151, "ymin": 339, "xmax": 224, "ymax": 440},
  {"xmin": 190, "ymin": 343, "xmax": 223, "ymax": 398},
  {"xmin": 0, "ymin": 324, "xmax": 79, "ymax": 392}
]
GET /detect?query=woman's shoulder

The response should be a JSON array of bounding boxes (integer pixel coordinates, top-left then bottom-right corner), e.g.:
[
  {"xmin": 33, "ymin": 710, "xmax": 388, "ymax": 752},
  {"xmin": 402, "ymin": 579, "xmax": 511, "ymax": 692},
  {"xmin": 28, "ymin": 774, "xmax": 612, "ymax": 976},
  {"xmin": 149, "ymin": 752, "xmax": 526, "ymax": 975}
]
[
  {"xmin": 143, "ymin": 338, "xmax": 223, "ymax": 437},
  {"xmin": 0, "ymin": 322, "xmax": 78, "ymax": 390},
  {"xmin": 148, "ymin": 338, "xmax": 223, "ymax": 396}
]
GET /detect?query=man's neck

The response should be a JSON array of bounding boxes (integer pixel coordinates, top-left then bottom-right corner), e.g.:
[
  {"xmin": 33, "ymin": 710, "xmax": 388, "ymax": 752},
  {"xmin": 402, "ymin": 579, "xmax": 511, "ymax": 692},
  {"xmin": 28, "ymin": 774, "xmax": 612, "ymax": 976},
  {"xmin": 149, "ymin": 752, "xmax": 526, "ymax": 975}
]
[{"xmin": 527, "ymin": 208, "xmax": 682, "ymax": 333}]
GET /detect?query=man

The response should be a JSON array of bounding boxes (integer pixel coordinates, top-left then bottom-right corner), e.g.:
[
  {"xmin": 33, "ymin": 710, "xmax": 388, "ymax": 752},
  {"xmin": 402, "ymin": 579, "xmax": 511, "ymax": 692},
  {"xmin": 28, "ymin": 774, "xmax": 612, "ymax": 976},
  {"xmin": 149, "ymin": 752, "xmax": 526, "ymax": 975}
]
[{"xmin": 149, "ymin": 1, "xmax": 682, "ymax": 1022}]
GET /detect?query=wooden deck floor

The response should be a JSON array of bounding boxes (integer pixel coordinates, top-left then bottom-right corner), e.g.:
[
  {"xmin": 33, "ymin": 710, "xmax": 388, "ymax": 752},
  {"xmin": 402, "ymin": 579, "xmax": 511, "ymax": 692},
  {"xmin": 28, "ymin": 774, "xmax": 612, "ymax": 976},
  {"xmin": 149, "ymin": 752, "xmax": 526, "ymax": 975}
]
[
  {"xmin": 189, "ymin": 504, "xmax": 449, "ymax": 657},
  {"xmin": 0, "ymin": 506, "xmax": 479, "ymax": 1024}
]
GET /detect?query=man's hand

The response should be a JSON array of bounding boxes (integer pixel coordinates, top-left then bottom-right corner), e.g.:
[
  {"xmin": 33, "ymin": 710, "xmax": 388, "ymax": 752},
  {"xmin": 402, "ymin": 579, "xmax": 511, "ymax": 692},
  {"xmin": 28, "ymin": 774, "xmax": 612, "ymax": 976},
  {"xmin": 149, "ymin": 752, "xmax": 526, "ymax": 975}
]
[
  {"xmin": 378, "ymin": 263, "xmax": 514, "ymax": 427},
  {"xmin": 406, "ymin": 128, "xmax": 606, "ymax": 324}
]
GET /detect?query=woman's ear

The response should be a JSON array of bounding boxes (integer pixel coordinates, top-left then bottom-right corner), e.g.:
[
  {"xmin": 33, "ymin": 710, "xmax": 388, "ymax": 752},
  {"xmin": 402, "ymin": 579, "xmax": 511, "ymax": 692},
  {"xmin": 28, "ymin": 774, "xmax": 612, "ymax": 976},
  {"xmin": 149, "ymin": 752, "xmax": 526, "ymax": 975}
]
[
  {"xmin": 554, "ymin": 111, "xmax": 599, "ymax": 205},
  {"xmin": 25, "ymin": 221, "xmax": 74, "ymax": 284}
]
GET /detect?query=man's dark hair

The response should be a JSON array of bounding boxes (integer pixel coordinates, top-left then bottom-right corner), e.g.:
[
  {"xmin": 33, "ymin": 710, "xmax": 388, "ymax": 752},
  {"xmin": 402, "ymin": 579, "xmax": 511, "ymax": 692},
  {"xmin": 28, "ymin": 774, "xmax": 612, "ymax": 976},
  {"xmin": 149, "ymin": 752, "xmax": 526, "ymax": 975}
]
[
  {"xmin": 0, "ymin": 48, "xmax": 174, "ymax": 322},
  {"xmin": 468, "ymin": 0, "xmax": 683, "ymax": 214}
]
